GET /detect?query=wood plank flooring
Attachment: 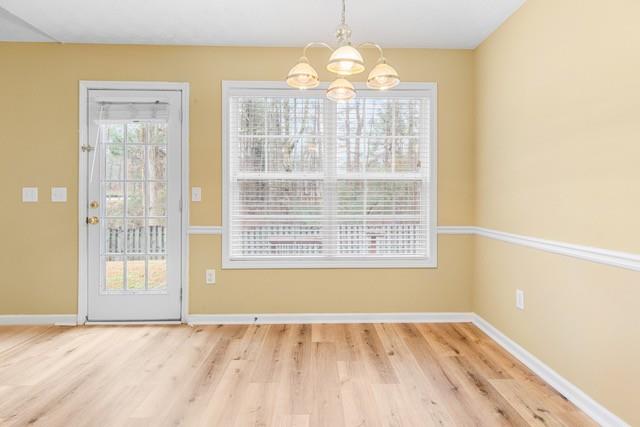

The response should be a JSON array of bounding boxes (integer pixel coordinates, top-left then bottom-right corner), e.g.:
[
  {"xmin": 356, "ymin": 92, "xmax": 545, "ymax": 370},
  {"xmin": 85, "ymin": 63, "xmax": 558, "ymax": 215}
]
[{"xmin": 0, "ymin": 323, "xmax": 595, "ymax": 426}]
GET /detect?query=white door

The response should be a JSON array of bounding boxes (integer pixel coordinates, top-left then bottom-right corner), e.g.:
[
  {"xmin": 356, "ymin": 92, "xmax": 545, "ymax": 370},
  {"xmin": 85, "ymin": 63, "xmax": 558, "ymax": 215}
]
[{"xmin": 85, "ymin": 89, "xmax": 182, "ymax": 321}]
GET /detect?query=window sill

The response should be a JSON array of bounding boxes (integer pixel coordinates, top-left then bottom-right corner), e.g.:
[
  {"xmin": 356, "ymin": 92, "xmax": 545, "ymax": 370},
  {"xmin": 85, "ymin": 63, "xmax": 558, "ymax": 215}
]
[{"xmin": 221, "ymin": 257, "xmax": 437, "ymax": 270}]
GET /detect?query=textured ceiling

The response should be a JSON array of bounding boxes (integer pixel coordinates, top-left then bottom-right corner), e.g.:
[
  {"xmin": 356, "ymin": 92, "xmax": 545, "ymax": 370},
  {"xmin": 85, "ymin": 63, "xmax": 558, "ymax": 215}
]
[{"xmin": 0, "ymin": 0, "xmax": 525, "ymax": 49}]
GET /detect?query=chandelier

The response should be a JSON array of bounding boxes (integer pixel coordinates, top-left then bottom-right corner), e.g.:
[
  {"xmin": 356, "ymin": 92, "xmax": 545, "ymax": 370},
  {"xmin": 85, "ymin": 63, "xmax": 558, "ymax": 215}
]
[{"xmin": 286, "ymin": 0, "xmax": 400, "ymax": 101}]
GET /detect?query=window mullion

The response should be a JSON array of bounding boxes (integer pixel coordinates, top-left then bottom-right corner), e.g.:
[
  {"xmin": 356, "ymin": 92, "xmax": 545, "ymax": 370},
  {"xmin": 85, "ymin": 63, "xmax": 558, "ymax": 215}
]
[{"xmin": 323, "ymin": 98, "xmax": 337, "ymax": 258}]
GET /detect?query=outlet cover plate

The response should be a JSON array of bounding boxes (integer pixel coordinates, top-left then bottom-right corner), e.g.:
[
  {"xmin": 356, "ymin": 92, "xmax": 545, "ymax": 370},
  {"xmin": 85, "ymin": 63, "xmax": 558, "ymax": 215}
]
[
  {"xmin": 192, "ymin": 187, "xmax": 202, "ymax": 202},
  {"xmin": 205, "ymin": 269, "xmax": 216, "ymax": 285},
  {"xmin": 516, "ymin": 289, "xmax": 525, "ymax": 310}
]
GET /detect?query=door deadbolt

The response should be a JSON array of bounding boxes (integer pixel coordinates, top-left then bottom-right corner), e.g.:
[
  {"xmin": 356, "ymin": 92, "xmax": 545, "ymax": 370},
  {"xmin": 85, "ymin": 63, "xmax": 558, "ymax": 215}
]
[{"xmin": 89, "ymin": 201, "xmax": 99, "ymax": 208}]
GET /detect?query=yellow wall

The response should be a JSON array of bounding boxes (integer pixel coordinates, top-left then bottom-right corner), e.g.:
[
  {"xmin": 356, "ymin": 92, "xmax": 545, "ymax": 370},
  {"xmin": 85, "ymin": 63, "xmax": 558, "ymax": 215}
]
[
  {"xmin": 3, "ymin": 3, "xmax": 638, "ymax": 420},
  {"xmin": 0, "ymin": 43, "xmax": 475, "ymax": 314},
  {"xmin": 474, "ymin": 0, "xmax": 640, "ymax": 423}
]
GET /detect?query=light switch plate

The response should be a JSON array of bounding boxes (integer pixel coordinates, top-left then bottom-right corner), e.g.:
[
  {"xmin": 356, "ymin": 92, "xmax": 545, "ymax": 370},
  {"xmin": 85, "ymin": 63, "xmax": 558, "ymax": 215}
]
[
  {"xmin": 191, "ymin": 187, "xmax": 202, "ymax": 202},
  {"xmin": 51, "ymin": 187, "xmax": 67, "ymax": 202},
  {"xmin": 22, "ymin": 187, "xmax": 38, "ymax": 203}
]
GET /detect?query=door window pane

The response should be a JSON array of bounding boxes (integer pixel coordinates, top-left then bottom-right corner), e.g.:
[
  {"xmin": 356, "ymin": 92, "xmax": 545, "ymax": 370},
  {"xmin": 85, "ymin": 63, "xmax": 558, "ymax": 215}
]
[
  {"xmin": 104, "ymin": 182, "xmax": 124, "ymax": 217},
  {"xmin": 148, "ymin": 182, "xmax": 167, "ymax": 216},
  {"xmin": 126, "ymin": 182, "xmax": 145, "ymax": 216},
  {"xmin": 127, "ymin": 123, "xmax": 146, "ymax": 144},
  {"xmin": 105, "ymin": 219, "xmax": 124, "ymax": 254},
  {"xmin": 148, "ymin": 123, "xmax": 167, "ymax": 144},
  {"xmin": 105, "ymin": 125, "xmax": 124, "ymax": 143},
  {"xmin": 147, "ymin": 256, "xmax": 167, "ymax": 290},
  {"xmin": 148, "ymin": 218, "xmax": 167, "ymax": 254},
  {"xmin": 126, "ymin": 256, "xmax": 146, "ymax": 290},
  {"xmin": 148, "ymin": 146, "xmax": 167, "ymax": 180},
  {"xmin": 105, "ymin": 256, "xmax": 124, "ymax": 290},
  {"xmin": 105, "ymin": 145, "xmax": 124, "ymax": 180},
  {"xmin": 126, "ymin": 146, "xmax": 145, "ymax": 180},
  {"xmin": 126, "ymin": 219, "xmax": 145, "ymax": 254}
]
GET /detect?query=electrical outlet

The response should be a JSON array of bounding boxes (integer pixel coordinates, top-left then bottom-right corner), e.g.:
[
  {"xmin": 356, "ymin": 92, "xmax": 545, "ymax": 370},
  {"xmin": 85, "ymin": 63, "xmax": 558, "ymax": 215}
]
[
  {"xmin": 516, "ymin": 289, "xmax": 525, "ymax": 310},
  {"xmin": 191, "ymin": 187, "xmax": 202, "ymax": 202},
  {"xmin": 205, "ymin": 269, "xmax": 216, "ymax": 285}
]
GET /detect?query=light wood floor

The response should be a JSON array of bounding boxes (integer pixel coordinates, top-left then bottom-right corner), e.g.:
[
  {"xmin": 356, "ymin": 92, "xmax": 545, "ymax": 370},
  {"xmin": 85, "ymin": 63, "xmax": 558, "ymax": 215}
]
[{"xmin": 0, "ymin": 323, "xmax": 595, "ymax": 426}]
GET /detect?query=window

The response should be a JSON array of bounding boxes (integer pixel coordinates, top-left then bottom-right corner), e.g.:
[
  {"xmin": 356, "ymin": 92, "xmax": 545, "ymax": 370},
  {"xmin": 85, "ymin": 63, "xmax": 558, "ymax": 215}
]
[{"xmin": 222, "ymin": 82, "xmax": 437, "ymax": 268}]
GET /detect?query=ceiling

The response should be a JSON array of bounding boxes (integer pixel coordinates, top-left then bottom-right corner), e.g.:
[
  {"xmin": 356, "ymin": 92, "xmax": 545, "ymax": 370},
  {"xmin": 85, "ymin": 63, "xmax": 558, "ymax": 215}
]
[{"xmin": 0, "ymin": 0, "xmax": 525, "ymax": 49}]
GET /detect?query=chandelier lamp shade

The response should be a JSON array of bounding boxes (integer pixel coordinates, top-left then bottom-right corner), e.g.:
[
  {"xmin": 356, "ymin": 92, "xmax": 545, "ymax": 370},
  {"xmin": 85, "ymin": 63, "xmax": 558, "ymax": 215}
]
[
  {"xmin": 326, "ymin": 78, "xmax": 357, "ymax": 102},
  {"xmin": 327, "ymin": 45, "xmax": 365, "ymax": 76},
  {"xmin": 285, "ymin": 56, "xmax": 320, "ymax": 89},
  {"xmin": 367, "ymin": 58, "xmax": 400, "ymax": 90},
  {"xmin": 285, "ymin": 0, "xmax": 400, "ymax": 100}
]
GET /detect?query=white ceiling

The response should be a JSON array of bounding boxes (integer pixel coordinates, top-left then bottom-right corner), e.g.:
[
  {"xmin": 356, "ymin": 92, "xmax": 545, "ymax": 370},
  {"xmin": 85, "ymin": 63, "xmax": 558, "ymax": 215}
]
[{"xmin": 0, "ymin": 0, "xmax": 525, "ymax": 49}]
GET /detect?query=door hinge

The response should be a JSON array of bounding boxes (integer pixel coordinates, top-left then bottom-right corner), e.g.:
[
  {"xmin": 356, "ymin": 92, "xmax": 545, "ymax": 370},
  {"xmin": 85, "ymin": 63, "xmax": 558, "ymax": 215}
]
[{"xmin": 81, "ymin": 145, "xmax": 95, "ymax": 152}]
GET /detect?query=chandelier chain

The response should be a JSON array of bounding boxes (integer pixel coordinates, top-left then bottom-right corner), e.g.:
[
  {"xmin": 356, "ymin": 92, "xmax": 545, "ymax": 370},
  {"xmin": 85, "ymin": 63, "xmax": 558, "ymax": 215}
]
[{"xmin": 341, "ymin": 0, "xmax": 346, "ymax": 26}]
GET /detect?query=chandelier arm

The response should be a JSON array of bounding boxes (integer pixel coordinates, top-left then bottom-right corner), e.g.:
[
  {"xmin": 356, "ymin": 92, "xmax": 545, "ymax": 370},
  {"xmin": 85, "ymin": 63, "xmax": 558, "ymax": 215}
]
[
  {"xmin": 302, "ymin": 42, "xmax": 334, "ymax": 58},
  {"xmin": 357, "ymin": 42, "xmax": 385, "ymax": 59}
]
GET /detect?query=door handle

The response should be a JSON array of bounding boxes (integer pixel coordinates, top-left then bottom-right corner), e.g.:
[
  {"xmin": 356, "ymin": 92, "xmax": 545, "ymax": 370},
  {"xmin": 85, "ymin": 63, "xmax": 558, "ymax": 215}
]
[{"xmin": 86, "ymin": 216, "xmax": 99, "ymax": 225}]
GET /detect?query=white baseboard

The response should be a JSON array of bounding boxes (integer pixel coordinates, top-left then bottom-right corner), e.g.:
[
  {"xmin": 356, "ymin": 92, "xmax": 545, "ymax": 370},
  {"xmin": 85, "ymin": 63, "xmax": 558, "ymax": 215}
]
[
  {"xmin": 84, "ymin": 320, "xmax": 182, "ymax": 325},
  {"xmin": 0, "ymin": 314, "xmax": 77, "ymax": 326},
  {"xmin": 472, "ymin": 314, "xmax": 628, "ymax": 427},
  {"xmin": 187, "ymin": 312, "xmax": 474, "ymax": 325}
]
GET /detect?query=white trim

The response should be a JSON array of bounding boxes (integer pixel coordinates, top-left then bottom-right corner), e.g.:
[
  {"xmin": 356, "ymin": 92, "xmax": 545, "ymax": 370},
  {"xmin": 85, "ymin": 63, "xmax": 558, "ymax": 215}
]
[
  {"xmin": 78, "ymin": 83, "xmax": 89, "ymax": 325},
  {"xmin": 474, "ymin": 227, "xmax": 640, "ymax": 272},
  {"xmin": 85, "ymin": 320, "xmax": 182, "ymax": 325},
  {"xmin": 78, "ymin": 81, "xmax": 190, "ymax": 325},
  {"xmin": 436, "ymin": 225, "xmax": 477, "ymax": 235},
  {"xmin": 220, "ymin": 80, "xmax": 438, "ymax": 270},
  {"xmin": 187, "ymin": 312, "xmax": 473, "ymax": 325},
  {"xmin": 185, "ymin": 224, "xmax": 640, "ymax": 271},
  {"xmin": 188, "ymin": 225, "xmax": 223, "ymax": 235},
  {"xmin": 448, "ymin": 226, "xmax": 640, "ymax": 272},
  {"xmin": 472, "ymin": 314, "xmax": 629, "ymax": 427},
  {"xmin": 193, "ymin": 225, "xmax": 469, "ymax": 236},
  {"xmin": 220, "ymin": 80, "xmax": 437, "ymax": 92},
  {"xmin": 179, "ymin": 85, "xmax": 190, "ymax": 324},
  {"xmin": 0, "ymin": 315, "xmax": 77, "ymax": 326}
]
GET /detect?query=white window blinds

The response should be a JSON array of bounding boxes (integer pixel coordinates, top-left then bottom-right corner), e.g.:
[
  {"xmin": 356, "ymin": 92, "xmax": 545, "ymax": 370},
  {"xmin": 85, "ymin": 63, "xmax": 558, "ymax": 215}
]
[
  {"xmin": 90, "ymin": 100, "xmax": 170, "ymax": 122},
  {"xmin": 223, "ymin": 83, "xmax": 436, "ymax": 269}
]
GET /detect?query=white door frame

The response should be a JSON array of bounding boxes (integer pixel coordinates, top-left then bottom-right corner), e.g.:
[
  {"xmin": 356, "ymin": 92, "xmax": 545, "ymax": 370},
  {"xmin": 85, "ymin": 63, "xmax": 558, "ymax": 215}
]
[{"xmin": 78, "ymin": 81, "xmax": 189, "ymax": 324}]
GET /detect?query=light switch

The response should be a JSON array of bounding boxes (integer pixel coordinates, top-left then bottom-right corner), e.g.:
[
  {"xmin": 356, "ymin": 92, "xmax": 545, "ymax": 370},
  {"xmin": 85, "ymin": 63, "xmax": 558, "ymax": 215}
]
[
  {"xmin": 51, "ymin": 187, "xmax": 67, "ymax": 203},
  {"xmin": 191, "ymin": 187, "xmax": 202, "ymax": 202},
  {"xmin": 22, "ymin": 187, "xmax": 38, "ymax": 203}
]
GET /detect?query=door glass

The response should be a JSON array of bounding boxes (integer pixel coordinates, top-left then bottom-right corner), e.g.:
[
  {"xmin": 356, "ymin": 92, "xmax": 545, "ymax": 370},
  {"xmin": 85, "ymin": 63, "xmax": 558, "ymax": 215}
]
[{"xmin": 101, "ymin": 121, "xmax": 169, "ymax": 293}]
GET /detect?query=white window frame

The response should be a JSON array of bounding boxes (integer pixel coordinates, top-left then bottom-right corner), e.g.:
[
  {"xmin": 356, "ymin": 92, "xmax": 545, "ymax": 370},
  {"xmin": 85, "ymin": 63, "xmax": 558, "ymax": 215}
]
[{"xmin": 222, "ymin": 81, "xmax": 437, "ymax": 269}]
